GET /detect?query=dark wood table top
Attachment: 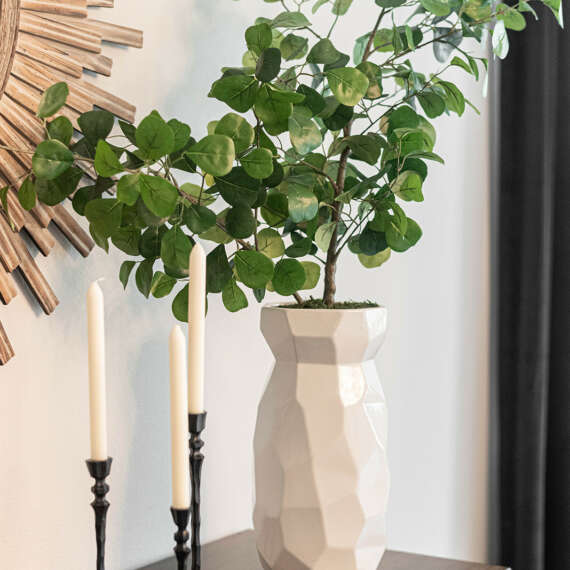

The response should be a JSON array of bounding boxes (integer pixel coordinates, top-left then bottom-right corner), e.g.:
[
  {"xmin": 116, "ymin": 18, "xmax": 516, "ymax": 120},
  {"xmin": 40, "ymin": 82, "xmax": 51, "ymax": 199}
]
[{"xmin": 140, "ymin": 530, "xmax": 511, "ymax": 570}]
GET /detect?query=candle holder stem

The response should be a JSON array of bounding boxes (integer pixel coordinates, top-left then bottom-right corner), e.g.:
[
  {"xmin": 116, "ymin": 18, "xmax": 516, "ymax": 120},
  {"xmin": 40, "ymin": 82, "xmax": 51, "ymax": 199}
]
[
  {"xmin": 188, "ymin": 412, "xmax": 206, "ymax": 570},
  {"xmin": 171, "ymin": 508, "xmax": 191, "ymax": 570},
  {"xmin": 86, "ymin": 458, "xmax": 112, "ymax": 570}
]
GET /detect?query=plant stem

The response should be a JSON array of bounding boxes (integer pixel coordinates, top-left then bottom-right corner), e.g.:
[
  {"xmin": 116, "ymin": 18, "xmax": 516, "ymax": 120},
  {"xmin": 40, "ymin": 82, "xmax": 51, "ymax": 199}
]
[{"xmin": 322, "ymin": 10, "xmax": 384, "ymax": 307}]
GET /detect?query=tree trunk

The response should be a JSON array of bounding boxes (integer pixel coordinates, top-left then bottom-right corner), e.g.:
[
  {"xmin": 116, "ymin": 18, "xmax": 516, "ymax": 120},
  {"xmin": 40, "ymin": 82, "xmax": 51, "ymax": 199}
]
[{"xmin": 323, "ymin": 135, "xmax": 351, "ymax": 306}]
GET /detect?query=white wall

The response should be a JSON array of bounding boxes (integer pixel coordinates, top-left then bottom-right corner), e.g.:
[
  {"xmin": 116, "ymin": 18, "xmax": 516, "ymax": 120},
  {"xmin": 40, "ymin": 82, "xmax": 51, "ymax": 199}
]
[{"xmin": 0, "ymin": 1, "xmax": 490, "ymax": 568}]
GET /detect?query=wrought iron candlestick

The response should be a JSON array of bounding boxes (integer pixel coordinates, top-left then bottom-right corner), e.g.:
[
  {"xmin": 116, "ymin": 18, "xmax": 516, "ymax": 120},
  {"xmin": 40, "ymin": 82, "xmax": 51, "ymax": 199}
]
[
  {"xmin": 188, "ymin": 412, "xmax": 207, "ymax": 570},
  {"xmin": 86, "ymin": 457, "xmax": 112, "ymax": 570},
  {"xmin": 171, "ymin": 507, "xmax": 191, "ymax": 570}
]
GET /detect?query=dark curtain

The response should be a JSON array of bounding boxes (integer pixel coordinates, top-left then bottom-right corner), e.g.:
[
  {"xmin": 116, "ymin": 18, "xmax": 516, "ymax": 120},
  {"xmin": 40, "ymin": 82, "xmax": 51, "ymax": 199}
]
[{"xmin": 491, "ymin": 5, "xmax": 569, "ymax": 570}]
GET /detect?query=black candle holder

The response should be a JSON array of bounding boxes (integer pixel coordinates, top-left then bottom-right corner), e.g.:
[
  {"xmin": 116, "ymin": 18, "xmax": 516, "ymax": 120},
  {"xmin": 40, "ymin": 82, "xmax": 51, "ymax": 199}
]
[
  {"xmin": 86, "ymin": 457, "xmax": 112, "ymax": 570},
  {"xmin": 188, "ymin": 412, "xmax": 207, "ymax": 570},
  {"xmin": 171, "ymin": 507, "xmax": 191, "ymax": 570}
]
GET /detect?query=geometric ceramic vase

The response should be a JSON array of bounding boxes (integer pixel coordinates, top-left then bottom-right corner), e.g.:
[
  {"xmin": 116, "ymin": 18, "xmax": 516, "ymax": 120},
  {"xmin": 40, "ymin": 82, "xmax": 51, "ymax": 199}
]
[{"xmin": 254, "ymin": 305, "xmax": 390, "ymax": 570}]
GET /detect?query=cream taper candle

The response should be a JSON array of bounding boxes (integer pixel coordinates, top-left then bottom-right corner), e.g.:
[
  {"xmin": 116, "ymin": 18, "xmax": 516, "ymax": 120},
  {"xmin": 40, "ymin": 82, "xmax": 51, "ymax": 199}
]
[
  {"xmin": 170, "ymin": 325, "xmax": 190, "ymax": 509},
  {"xmin": 188, "ymin": 244, "xmax": 206, "ymax": 413},
  {"xmin": 87, "ymin": 281, "xmax": 108, "ymax": 461}
]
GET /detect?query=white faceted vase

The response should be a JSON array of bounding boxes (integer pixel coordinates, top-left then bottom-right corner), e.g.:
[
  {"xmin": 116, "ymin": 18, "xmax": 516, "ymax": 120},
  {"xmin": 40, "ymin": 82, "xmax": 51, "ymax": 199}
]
[{"xmin": 253, "ymin": 305, "xmax": 390, "ymax": 570}]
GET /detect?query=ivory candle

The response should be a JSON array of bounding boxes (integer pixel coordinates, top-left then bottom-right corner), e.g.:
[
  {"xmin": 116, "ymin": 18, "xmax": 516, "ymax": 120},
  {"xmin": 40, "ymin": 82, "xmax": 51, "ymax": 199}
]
[
  {"xmin": 87, "ymin": 281, "xmax": 108, "ymax": 461},
  {"xmin": 188, "ymin": 244, "xmax": 206, "ymax": 413},
  {"xmin": 169, "ymin": 325, "xmax": 190, "ymax": 509}
]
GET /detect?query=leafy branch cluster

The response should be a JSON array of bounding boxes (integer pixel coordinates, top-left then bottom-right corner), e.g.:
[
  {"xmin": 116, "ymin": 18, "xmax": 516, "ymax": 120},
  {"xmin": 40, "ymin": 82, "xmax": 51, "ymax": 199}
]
[{"xmin": 1, "ymin": 0, "xmax": 562, "ymax": 319}]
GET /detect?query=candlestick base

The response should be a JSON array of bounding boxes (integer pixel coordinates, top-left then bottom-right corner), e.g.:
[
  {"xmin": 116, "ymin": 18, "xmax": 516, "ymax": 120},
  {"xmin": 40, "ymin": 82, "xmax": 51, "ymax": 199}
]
[
  {"xmin": 171, "ymin": 507, "xmax": 191, "ymax": 570},
  {"xmin": 189, "ymin": 412, "xmax": 206, "ymax": 570},
  {"xmin": 86, "ymin": 457, "xmax": 112, "ymax": 570}
]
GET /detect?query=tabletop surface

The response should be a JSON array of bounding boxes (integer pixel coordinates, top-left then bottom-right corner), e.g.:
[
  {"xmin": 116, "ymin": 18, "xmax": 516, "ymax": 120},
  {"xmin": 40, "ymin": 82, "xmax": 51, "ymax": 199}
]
[{"xmin": 140, "ymin": 530, "xmax": 510, "ymax": 570}]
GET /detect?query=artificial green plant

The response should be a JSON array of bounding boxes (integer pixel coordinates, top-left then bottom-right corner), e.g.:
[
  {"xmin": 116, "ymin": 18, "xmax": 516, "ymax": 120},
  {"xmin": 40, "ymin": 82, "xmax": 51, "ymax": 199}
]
[{"xmin": 1, "ymin": 0, "xmax": 563, "ymax": 319}]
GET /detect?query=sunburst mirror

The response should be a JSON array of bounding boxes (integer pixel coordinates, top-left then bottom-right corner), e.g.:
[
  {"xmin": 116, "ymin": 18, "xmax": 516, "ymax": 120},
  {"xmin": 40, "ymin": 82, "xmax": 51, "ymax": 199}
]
[{"xmin": 0, "ymin": 0, "xmax": 142, "ymax": 365}]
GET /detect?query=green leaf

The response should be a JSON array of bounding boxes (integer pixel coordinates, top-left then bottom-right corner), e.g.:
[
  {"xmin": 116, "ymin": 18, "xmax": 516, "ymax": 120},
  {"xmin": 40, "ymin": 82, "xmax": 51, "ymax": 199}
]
[
  {"xmin": 321, "ymin": 99, "xmax": 354, "ymax": 130},
  {"xmin": 542, "ymin": 0, "xmax": 563, "ymax": 26},
  {"xmin": 333, "ymin": 0, "xmax": 353, "ymax": 15},
  {"xmin": 111, "ymin": 226, "xmax": 140, "ymax": 255},
  {"xmin": 256, "ymin": 47, "xmax": 281, "ymax": 82},
  {"xmin": 139, "ymin": 174, "xmax": 178, "ymax": 218},
  {"xmin": 206, "ymin": 244, "xmax": 232, "ymax": 293},
  {"xmin": 184, "ymin": 204, "xmax": 216, "ymax": 234},
  {"xmin": 287, "ymin": 185, "xmax": 318, "ymax": 223},
  {"xmin": 271, "ymin": 11, "xmax": 311, "ymax": 29},
  {"xmin": 463, "ymin": 0, "xmax": 492, "ymax": 19},
  {"xmin": 288, "ymin": 108, "xmax": 322, "ymax": 155},
  {"xmin": 326, "ymin": 67, "xmax": 369, "ymax": 106},
  {"xmin": 161, "ymin": 226, "xmax": 192, "ymax": 271},
  {"xmin": 167, "ymin": 119, "xmax": 192, "ymax": 153},
  {"xmin": 492, "ymin": 21, "xmax": 509, "ymax": 60},
  {"xmin": 32, "ymin": 140, "xmax": 73, "ymax": 180},
  {"xmin": 37, "ymin": 82, "xmax": 69, "ymax": 118},
  {"xmin": 404, "ymin": 150, "xmax": 444, "ymax": 164},
  {"xmin": 135, "ymin": 113, "xmax": 175, "ymax": 160},
  {"xmin": 261, "ymin": 191, "xmax": 289, "ymax": 227},
  {"xmin": 385, "ymin": 216, "xmax": 422, "ymax": 252},
  {"xmin": 215, "ymin": 168, "xmax": 262, "ymax": 207},
  {"xmin": 285, "ymin": 237, "xmax": 312, "ymax": 257},
  {"xmin": 222, "ymin": 278, "xmax": 249, "ymax": 312},
  {"xmin": 272, "ymin": 258, "xmax": 305, "ymax": 295},
  {"xmin": 226, "ymin": 204, "xmax": 256, "ymax": 238},
  {"xmin": 94, "ymin": 140, "xmax": 123, "ymax": 177},
  {"xmin": 359, "ymin": 226, "xmax": 388, "ymax": 255},
  {"xmin": 315, "ymin": 222, "xmax": 337, "ymax": 252},
  {"xmin": 357, "ymin": 61, "xmax": 382, "ymax": 99},
  {"xmin": 215, "ymin": 113, "xmax": 255, "ymax": 154},
  {"xmin": 119, "ymin": 260, "xmax": 136, "ymax": 289},
  {"xmin": 47, "ymin": 116, "xmax": 73, "ymax": 145},
  {"xmin": 433, "ymin": 27, "xmax": 463, "ymax": 63},
  {"xmin": 419, "ymin": 0, "xmax": 450, "ymax": 17},
  {"xmin": 186, "ymin": 135, "xmax": 235, "ymax": 177},
  {"xmin": 392, "ymin": 170, "xmax": 424, "ymax": 202},
  {"xmin": 35, "ymin": 166, "xmax": 82, "ymax": 205},
  {"xmin": 417, "ymin": 92, "xmax": 446, "ymax": 119},
  {"xmin": 119, "ymin": 120, "xmax": 137, "ymax": 145},
  {"xmin": 151, "ymin": 271, "xmax": 177, "ymax": 298},
  {"xmin": 519, "ymin": 1, "xmax": 538, "ymax": 20},
  {"xmin": 450, "ymin": 56, "xmax": 473, "ymax": 75},
  {"xmin": 209, "ymin": 75, "xmax": 259, "ymax": 113},
  {"xmin": 180, "ymin": 182, "xmax": 215, "ymax": 206},
  {"xmin": 235, "ymin": 249, "xmax": 274, "ymax": 288},
  {"xmin": 85, "ymin": 198, "xmax": 123, "ymax": 238},
  {"xmin": 139, "ymin": 226, "xmax": 166, "ymax": 258},
  {"xmin": 172, "ymin": 284, "xmax": 189, "ymax": 322},
  {"xmin": 358, "ymin": 248, "xmax": 391, "ymax": 268},
  {"xmin": 117, "ymin": 174, "xmax": 140, "ymax": 206},
  {"xmin": 18, "ymin": 177, "xmax": 36, "ymax": 211},
  {"xmin": 245, "ymin": 23, "xmax": 273, "ymax": 55},
  {"xmin": 281, "ymin": 34, "xmax": 309, "ymax": 60},
  {"xmin": 136, "ymin": 259, "xmax": 154, "ymax": 298},
  {"xmin": 373, "ymin": 29, "xmax": 396, "ymax": 52},
  {"xmin": 241, "ymin": 148, "xmax": 274, "ymax": 179},
  {"xmin": 299, "ymin": 261, "xmax": 320, "ymax": 289},
  {"xmin": 307, "ymin": 38, "xmax": 342, "ymax": 64},
  {"xmin": 255, "ymin": 85, "xmax": 293, "ymax": 135},
  {"xmin": 256, "ymin": 227, "xmax": 285, "ymax": 258},
  {"xmin": 297, "ymin": 85, "xmax": 326, "ymax": 116},
  {"xmin": 78, "ymin": 110, "xmax": 114, "ymax": 146},
  {"xmin": 496, "ymin": 3, "xmax": 527, "ymax": 30},
  {"xmin": 342, "ymin": 134, "xmax": 383, "ymax": 165},
  {"xmin": 376, "ymin": 0, "xmax": 406, "ymax": 6},
  {"xmin": 439, "ymin": 80, "xmax": 465, "ymax": 116}
]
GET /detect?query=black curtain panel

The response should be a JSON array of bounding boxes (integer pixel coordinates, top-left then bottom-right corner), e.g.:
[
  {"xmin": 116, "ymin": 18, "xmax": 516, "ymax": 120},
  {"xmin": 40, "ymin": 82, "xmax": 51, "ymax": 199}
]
[{"xmin": 491, "ymin": 5, "xmax": 569, "ymax": 570}]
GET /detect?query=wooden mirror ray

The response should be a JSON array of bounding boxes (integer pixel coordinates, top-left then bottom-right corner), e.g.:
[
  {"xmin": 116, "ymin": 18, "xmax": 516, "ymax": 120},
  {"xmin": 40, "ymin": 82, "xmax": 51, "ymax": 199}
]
[{"xmin": 0, "ymin": 0, "xmax": 142, "ymax": 365}]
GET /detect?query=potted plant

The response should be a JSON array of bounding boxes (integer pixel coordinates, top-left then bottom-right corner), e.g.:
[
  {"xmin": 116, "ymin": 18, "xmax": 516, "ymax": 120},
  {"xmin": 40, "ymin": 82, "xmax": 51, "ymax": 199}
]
[{"xmin": 2, "ymin": 0, "xmax": 562, "ymax": 567}]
